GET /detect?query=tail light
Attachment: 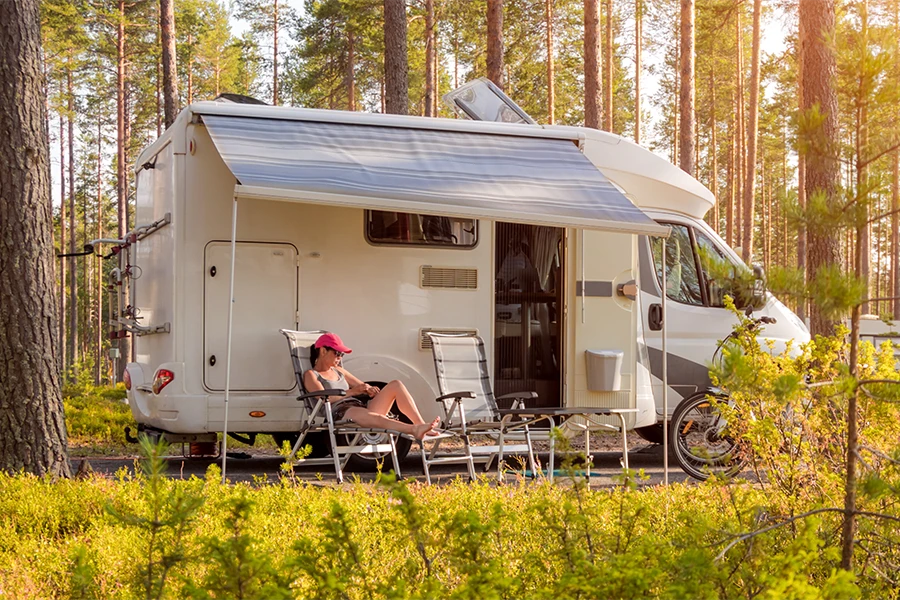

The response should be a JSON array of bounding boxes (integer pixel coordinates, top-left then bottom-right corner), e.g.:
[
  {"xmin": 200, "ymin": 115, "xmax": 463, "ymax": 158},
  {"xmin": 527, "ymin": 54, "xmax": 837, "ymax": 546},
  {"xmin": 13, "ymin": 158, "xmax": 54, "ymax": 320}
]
[
  {"xmin": 123, "ymin": 369, "xmax": 132, "ymax": 391},
  {"xmin": 152, "ymin": 369, "xmax": 175, "ymax": 395}
]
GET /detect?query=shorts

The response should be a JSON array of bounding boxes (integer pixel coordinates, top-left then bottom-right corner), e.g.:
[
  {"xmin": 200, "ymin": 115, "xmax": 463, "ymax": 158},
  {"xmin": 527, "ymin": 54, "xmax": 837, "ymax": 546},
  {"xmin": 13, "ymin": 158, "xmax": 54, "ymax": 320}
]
[{"xmin": 332, "ymin": 397, "xmax": 368, "ymax": 421}]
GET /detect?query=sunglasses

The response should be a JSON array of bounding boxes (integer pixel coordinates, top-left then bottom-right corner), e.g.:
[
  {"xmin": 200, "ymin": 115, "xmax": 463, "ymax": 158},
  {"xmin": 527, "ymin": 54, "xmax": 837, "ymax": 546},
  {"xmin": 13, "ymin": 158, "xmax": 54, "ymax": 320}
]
[{"xmin": 326, "ymin": 346, "xmax": 345, "ymax": 358}]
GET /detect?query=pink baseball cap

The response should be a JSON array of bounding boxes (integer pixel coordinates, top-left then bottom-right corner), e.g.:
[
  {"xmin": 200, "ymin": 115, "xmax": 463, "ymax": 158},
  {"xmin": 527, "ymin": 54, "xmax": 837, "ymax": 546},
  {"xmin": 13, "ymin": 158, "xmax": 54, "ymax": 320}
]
[{"xmin": 314, "ymin": 332, "xmax": 352, "ymax": 354}]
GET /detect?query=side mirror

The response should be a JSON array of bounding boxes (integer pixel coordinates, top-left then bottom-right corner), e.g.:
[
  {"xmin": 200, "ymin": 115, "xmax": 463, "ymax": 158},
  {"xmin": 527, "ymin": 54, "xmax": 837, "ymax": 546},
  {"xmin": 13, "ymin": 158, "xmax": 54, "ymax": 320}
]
[{"xmin": 750, "ymin": 265, "xmax": 767, "ymax": 309}]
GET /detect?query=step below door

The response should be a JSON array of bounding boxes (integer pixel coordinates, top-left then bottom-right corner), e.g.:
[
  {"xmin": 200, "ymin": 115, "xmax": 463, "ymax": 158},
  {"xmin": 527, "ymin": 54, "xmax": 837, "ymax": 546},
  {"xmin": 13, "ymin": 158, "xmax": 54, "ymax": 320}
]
[{"xmin": 204, "ymin": 241, "xmax": 298, "ymax": 391}]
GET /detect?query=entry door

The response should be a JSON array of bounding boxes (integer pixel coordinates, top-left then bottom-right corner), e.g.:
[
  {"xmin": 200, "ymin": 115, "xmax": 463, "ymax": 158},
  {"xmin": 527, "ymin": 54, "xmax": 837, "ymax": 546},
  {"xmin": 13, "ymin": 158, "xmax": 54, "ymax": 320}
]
[
  {"xmin": 494, "ymin": 223, "xmax": 564, "ymax": 408},
  {"xmin": 204, "ymin": 241, "xmax": 298, "ymax": 391}
]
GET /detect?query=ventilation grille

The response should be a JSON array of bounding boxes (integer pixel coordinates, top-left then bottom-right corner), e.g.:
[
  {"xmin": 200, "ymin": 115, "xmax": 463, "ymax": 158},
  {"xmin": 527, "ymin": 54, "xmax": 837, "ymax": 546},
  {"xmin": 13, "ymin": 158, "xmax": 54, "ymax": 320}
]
[
  {"xmin": 419, "ymin": 328, "xmax": 479, "ymax": 351},
  {"xmin": 420, "ymin": 266, "xmax": 477, "ymax": 290}
]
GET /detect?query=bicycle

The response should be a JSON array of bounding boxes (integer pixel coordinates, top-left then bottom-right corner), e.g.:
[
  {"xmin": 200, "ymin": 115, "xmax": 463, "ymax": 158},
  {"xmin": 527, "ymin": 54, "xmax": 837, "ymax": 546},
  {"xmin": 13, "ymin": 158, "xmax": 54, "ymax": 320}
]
[{"xmin": 668, "ymin": 310, "xmax": 776, "ymax": 481}]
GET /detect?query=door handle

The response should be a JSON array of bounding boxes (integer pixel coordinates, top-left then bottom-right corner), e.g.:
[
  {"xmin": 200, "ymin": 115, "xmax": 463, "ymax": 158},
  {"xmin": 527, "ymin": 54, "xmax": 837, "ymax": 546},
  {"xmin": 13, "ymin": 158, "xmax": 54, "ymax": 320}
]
[{"xmin": 648, "ymin": 303, "xmax": 663, "ymax": 331}]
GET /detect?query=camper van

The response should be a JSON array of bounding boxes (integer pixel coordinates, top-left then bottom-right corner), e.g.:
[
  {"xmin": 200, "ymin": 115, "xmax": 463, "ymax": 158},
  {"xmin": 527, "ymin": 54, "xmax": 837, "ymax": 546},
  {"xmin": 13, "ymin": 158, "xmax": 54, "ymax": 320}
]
[
  {"xmin": 117, "ymin": 88, "xmax": 808, "ymax": 468},
  {"xmin": 118, "ymin": 98, "xmax": 674, "ymax": 462}
]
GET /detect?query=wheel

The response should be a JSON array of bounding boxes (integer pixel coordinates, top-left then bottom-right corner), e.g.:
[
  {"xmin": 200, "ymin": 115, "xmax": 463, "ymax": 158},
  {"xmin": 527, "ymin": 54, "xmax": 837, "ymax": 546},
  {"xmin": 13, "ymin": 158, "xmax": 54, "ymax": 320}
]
[
  {"xmin": 272, "ymin": 431, "xmax": 331, "ymax": 459},
  {"xmin": 634, "ymin": 423, "xmax": 665, "ymax": 445},
  {"xmin": 669, "ymin": 392, "xmax": 745, "ymax": 481}
]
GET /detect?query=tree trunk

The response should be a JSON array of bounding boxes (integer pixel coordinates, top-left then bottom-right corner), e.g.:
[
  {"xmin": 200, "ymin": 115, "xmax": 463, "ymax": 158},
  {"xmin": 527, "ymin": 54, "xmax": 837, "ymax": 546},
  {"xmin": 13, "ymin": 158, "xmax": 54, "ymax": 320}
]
[
  {"xmin": 546, "ymin": 0, "xmax": 555, "ymax": 124},
  {"xmin": 726, "ymin": 105, "xmax": 734, "ymax": 246},
  {"xmin": 347, "ymin": 31, "xmax": 356, "ymax": 111},
  {"xmin": 487, "ymin": 0, "xmax": 503, "ymax": 89},
  {"xmin": 187, "ymin": 32, "xmax": 194, "ymax": 104},
  {"xmin": 58, "ymin": 103, "xmax": 67, "ymax": 376},
  {"xmin": 741, "ymin": 0, "xmax": 761, "ymax": 264},
  {"xmin": 96, "ymin": 117, "xmax": 104, "ymax": 385},
  {"xmin": 0, "ymin": 0, "xmax": 71, "ymax": 478},
  {"xmin": 67, "ymin": 64, "xmax": 77, "ymax": 371},
  {"xmin": 800, "ymin": 0, "xmax": 841, "ymax": 336},
  {"xmin": 603, "ymin": 0, "xmax": 613, "ymax": 131},
  {"xmin": 710, "ymin": 68, "xmax": 719, "ymax": 232},
  {"xmin": 857, "ymin": 1, "xmax": 870, "ymax": 314},
  {"xmin": 734, "ymin": 9, "xmax": 744, "ymax": 249},
  {"xmin": 272, "ymin": 0, "xmax": 279, "ymax": 105},
  {"xmin": 116, "ymin": 0, "xmax": 130, "ymax": 381},
  {"xmin": 678, "ymin": 0, "xmax": 695, "ymax": 175},
  {"xmin": 893, "ymin": 0, "xmax": 900, "ymax": 319},
  {"xmin": 584, "ymin": 0, "xmax": 601, "ymax": 128},
  {"xmin": 160, "ymin": 0, "xmax": 178, "ymax": 128},
  {"xmin": 634, "ymin": 0, "xmax": 641, "ymax": 143},
  {"xmin": 384, "ymin": 0, "xmax": 409, "ymax": 115},
  {"xmin": 425, "ymin": 0, "xmax": 435, "ymax": 117}
]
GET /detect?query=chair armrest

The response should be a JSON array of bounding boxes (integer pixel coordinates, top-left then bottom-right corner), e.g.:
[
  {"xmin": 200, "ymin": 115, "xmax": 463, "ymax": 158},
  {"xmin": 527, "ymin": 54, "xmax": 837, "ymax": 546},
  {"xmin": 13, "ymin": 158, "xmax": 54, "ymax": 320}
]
[
  {"xmin": 496, "ymin": 391, "xmax": 538, "ymax": 401},
  {"xmin": 435, "ymin": 391, "xmax": 476, "ymax": 402},
  {"xmin": 297, "ymin": 389, "xmax": 348, "ymax": 402}
]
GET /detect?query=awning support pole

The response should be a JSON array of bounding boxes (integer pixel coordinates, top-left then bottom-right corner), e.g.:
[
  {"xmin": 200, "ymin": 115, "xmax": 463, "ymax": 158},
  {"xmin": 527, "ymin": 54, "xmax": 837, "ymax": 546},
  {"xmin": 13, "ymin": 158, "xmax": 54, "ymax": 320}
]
[
  {"xmin": 661, "ymin": 237, "xmax": 669, "ymax": 485},
  {"xmin": 221, "ymin": 194, "xmax": 239, "ymax": 484}
]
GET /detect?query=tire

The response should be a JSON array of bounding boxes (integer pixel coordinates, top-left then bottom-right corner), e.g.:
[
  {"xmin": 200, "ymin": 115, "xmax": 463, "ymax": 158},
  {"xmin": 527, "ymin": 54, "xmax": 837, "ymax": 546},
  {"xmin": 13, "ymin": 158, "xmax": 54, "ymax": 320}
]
[
  {"xmin": 669, "ymin": 392, "xmax": 745, "ymax": 481},
  {"xmin": 272, "ymin": 431, "xmax": 331, "ymax": 459},
  {"xmin": 634, "ymin": 423, "xmax": 666, "ymax": 445}
]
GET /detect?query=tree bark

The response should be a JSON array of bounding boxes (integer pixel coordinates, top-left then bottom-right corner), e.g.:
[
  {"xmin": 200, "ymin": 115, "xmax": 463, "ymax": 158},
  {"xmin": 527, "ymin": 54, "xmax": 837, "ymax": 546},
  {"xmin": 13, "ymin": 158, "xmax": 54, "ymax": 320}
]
[
  {"xmin": 96, "ymin": 116, "xmax": 104, "ymax": 385},
  {"xmin": 425, "ymin": 0, "xmax": 435, "ymax": 117},
  {"xmin": 893, "ymin": 0, "xmax": 900, "ymax": 319},
  {"xmin": 160, "ymin": 0, "xmax": 178, "ymax": 128},
  {"xmin": 384, "ymin": 0, "xmax": 409, "ymax": 115},
  {"xmin": 487, "ymin": 0, "xmax": 503, "ymax": 89},
  {"xmin": 0, "ymin": 0, "xmax": 71, "ymax": 478},
  {"xmin": 710, "ymin": 68, "xmax": 719, "ymax": 232},
  {"xmin": 546, "ymin": 0, "xmax": 555, "ymax": 124},
  {"xmin": 116, "ymin": 0, "xmax": 130, "ymax": 380},
  {"xmin": 584, "ymin": 0, "xmax": 601, "ymax": 129},
  {"xmin": 857, "ymin": 1, "xmax": 870, "ymax": 314},
  {"xmin": 634, "ymin": 0, "xmax": 641, "ymax": 143},
  {"xmin": 800, "ymin": 0, "xmax": 841, "ymax": 336},
  {"xmin": 741, "ymin": 0, "xmax": 762, "ymax": 264},
  {"xmin": 734, "ymin": 10, "xmax": 744, "ymax": 249},
  {"xmin": 678, "ymin": 0, "xmax": 695, "ymax": 175}
]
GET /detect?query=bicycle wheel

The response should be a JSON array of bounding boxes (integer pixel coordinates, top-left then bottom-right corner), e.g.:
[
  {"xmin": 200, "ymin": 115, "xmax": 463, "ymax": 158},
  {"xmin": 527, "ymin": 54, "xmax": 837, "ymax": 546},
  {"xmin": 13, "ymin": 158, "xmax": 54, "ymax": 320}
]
[{"xmin": 669, "ymin": 392, "xmax": 745, "ymax": 481}]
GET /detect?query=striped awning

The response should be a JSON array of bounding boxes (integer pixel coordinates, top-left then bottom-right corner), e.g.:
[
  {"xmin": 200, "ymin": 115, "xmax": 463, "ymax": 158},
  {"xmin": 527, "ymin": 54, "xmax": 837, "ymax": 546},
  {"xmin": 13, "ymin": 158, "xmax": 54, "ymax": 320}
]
[{"xmin": 201, "ymin": 114, "xmax": 669, "ymax": 236}]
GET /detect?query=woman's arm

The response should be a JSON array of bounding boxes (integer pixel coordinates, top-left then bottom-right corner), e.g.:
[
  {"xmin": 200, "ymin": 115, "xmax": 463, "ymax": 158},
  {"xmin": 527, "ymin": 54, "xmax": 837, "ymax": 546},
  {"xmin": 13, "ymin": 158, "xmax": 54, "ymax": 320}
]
[
  {"xmin": 303, "ymin": 370, "xmax": 325, "ymax": 393},
  {"xmin": 337, "ymin": 367, "xmax": 379, "ymax": 397}
]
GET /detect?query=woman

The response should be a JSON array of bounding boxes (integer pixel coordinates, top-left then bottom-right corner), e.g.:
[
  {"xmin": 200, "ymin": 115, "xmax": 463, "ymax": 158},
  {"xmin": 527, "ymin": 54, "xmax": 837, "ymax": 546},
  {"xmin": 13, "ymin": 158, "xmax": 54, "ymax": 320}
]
[{"xmin": 303, "ymin": 332, "xmax": 441, "ymax": 440}]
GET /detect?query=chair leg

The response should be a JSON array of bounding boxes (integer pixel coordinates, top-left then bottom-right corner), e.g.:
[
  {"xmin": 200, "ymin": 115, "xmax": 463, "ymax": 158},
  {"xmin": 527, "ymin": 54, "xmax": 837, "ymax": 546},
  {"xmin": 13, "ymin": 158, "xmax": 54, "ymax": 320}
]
[
  {"xmin": 388, "ymin": 434, "xmax": 403, "ymax": 480},
  {"xmin": 524, "ymin": 425, "xmax": 537, "ymax": 478},
  {"xmin": 548, "ymin": 417, "xmax": 556, "ymax": 483},
  {"xmin": 497, "ymin": 430, "xmax": 506, "ymax": 482},
  {"xmin": 464, "ymin": 434, "xmax": 476, "ymax": 481},
  {"xmin": 327, "ymin": 427, "xmax": 343, "ymax": 484},
  {"xmin": 287, "ymin": 430, "xmax": 309, "ymax": 462},
  {"xmin": 617, "ymin": 413, "xmax": 629, "ymax": 471},
  {"xmin": 584, "ymin": 427, "xmax": 591, "ymax": 484},
  {"xmin": 419, "ymin": 440, "xmax": 432, "ymax": 485}
]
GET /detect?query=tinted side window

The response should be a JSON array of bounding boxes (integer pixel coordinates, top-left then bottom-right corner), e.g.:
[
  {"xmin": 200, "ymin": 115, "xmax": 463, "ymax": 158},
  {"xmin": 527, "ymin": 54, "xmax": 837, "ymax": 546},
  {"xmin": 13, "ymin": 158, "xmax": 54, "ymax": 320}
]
[
  {"xmin": 650, "ymin": 224, "xmax": 703, "ymax": 306},
  {"xmin": 366, "ymin": 211, "xmax": 477, "ymax": 248},
  {"xmin": 694, "ymin": 230, "xmax": 730, "ymax": 307}
]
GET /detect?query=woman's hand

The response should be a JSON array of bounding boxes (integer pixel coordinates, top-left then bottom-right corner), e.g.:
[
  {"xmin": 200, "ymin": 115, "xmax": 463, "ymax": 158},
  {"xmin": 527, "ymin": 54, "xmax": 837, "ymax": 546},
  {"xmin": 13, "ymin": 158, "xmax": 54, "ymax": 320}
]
[
  {"xmin": 363, "ymin": 384, "xmax": 380, "ymax": 397},
  {"xmin": 351, "ymin": 383, "xmax": 380, "ymax": 397}
]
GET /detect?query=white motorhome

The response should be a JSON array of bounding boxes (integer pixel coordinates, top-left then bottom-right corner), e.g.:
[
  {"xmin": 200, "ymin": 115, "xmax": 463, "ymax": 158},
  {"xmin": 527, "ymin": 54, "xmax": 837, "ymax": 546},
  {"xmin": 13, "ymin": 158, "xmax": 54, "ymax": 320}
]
[{"xmin": 118, "ymin": 98, "xmax": 673, "ymax": 459}]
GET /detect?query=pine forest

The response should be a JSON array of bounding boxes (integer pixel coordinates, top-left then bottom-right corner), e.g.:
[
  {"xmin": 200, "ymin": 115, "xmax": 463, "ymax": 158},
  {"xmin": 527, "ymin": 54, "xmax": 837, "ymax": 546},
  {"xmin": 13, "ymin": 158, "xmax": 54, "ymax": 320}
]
[{"xmin": 41, "ymin": 0, "xmax": 900, "ymax": 383}]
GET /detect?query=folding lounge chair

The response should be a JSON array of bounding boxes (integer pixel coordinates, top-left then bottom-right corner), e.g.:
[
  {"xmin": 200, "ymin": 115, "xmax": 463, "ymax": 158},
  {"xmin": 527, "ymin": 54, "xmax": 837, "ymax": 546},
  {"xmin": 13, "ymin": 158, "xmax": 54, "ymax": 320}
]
[
  {"xmin": 280, "ymin": 329, "xmax": 475, "ymax": 484},
  {"xmin": 427, "ymin": 333, "xmax": 637, "ymax": 481}
]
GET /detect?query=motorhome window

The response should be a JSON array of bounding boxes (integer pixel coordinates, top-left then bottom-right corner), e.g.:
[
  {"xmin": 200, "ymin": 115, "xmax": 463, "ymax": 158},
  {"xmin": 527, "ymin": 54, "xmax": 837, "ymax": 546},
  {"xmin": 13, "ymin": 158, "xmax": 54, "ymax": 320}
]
[
  {"xmin": 366, "ymin": 211, "xmax": 477, "ymax": 248},
  {"xmin": 650, "ymin": 224, "xmax": 703, "ymax": 306},
  {"xmin": 694, "ymin": 230, "xmax": 730, "ymax": 307}
]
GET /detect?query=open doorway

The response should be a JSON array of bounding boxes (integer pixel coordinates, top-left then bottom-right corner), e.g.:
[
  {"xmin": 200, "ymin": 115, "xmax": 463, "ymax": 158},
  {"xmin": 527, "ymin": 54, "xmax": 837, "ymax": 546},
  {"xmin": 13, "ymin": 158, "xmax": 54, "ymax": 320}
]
[{"xmin": 494, "ymin": 223, "xmax": 564, "ymax": 408}]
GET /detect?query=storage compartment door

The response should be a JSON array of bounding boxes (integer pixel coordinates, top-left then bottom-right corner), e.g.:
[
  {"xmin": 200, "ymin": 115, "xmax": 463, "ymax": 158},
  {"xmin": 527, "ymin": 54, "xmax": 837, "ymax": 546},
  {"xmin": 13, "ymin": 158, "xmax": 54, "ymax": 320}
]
[{"xmin": 204, "ymin": 242, "xmax": 298, "ymax": 391}]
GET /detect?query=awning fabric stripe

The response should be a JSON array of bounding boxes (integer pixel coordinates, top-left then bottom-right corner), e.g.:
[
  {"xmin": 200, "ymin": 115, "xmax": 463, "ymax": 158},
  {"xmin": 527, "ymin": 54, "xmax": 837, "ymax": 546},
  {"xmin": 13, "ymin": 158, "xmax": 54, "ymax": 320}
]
[{"xmin": 201, "ymin": 114, "xmax": 666, "ymax": 236}]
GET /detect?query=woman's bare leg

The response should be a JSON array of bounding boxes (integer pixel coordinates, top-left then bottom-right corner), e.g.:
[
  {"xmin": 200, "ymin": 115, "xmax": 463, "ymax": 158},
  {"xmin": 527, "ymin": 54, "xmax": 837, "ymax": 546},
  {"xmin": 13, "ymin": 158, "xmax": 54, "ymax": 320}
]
[
  {"xmin": 366, "ymin": 380, "xmax": 430, "ymax": 425},
  {"xmin": 344, "ymin": 407, "xmax": 439, "ymax": 440}
]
